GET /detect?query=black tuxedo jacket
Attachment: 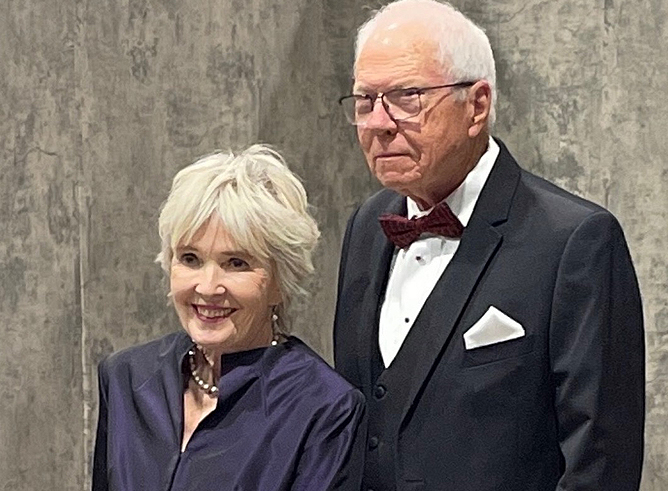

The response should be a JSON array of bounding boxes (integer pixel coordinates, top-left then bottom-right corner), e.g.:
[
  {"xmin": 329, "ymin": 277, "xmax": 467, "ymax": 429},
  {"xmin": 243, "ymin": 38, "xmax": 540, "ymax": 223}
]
[{"xmin": 333, "ymin": 139, "xmax": 644, "ymax": 491}]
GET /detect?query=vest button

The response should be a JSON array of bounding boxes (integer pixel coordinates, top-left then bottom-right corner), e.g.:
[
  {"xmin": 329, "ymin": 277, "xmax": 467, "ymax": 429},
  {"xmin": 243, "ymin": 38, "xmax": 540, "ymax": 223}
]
[
  {"xmin": 374, "ymin": 384, "xmax": 387, "ymax": 399},
  {"xmin": 368, "ymin": 436, "xmax": 379, "ymax": 449}
]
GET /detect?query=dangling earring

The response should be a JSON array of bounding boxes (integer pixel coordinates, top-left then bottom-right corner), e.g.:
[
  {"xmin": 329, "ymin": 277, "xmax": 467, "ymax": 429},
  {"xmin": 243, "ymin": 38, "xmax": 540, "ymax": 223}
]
[{"xmin": 271, "ymin": 306, "xmax": 281, "ymax": 346}]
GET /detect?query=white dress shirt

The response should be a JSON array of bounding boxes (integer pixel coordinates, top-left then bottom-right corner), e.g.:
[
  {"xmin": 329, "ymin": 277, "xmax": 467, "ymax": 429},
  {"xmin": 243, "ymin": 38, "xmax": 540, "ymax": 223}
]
[{"xmin": 378, "ymin": 137, "xmax": 500, "ymax": 367}]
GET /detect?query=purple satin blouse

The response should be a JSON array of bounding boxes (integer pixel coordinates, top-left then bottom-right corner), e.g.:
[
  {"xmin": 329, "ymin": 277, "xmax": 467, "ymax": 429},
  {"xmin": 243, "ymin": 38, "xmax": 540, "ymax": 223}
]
[{"xmin": 92, "ymin": 332, "xmax": 365, "ymax": 491}]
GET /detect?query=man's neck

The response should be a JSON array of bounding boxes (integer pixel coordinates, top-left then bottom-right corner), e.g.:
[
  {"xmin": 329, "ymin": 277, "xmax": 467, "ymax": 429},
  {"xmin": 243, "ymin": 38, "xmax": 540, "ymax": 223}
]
[{"xmin": 411, "ymin": 135, "xmax": 490, "ymax": 210}]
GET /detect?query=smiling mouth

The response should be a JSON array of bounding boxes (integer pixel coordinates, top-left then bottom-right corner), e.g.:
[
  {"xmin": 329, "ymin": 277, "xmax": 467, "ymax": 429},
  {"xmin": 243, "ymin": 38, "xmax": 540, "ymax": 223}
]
[{"xmin": 193, "ymin": 305, "xmax": 237, "ymax": 321}]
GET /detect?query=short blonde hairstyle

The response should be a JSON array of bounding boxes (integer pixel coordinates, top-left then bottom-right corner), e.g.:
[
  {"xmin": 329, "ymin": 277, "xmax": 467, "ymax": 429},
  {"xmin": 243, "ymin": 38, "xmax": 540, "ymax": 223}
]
[{"xmin": 157, "ymin": 144, "xmax": 320, "ymax": 331}]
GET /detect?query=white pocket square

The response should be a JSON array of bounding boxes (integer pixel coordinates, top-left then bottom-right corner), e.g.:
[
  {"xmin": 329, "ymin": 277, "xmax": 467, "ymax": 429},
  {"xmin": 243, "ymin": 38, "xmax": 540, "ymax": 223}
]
[{"xmin": 463, "ymin": 306, "xmax": 525, "ymax": 350}]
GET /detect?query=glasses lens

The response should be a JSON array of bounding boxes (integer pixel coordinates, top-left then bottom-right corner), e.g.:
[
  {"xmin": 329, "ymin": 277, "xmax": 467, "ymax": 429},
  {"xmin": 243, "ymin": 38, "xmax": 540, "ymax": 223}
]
[
  {"xmin": 340, "ymin": 96, "xmax": 373, "ymax": 125},
  {"xmin": 385, "ymin": 91, "xmax": 421, "ymax": 121}
]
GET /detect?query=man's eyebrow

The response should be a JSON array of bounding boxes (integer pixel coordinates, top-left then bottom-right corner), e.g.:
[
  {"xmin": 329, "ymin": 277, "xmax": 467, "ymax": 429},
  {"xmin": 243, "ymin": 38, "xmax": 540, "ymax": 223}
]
[
  {"xmin": 352, "ymin": 79, "xmax": 383, "ymax": 92},
  {"xmin": 352, "ymin": 83, "xmax": 372, "ymax": 93},
  {"xmin": 353, "ymin": 81, "xmax": 423, "ymax": 93},
  {"xmin": 353, "ymin": 85, "xmax": 393, "ymax": 94}
]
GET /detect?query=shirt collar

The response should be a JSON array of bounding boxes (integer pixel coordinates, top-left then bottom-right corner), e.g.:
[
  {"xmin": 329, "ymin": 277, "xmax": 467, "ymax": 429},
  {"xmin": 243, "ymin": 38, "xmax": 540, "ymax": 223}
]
[
  {"xmin": 407, "ymin": 136, "xmax": 500, "ymax": 227},
  {"xmin": 177, "ymin": 332, "xmax": 298, "ymax": 400}
]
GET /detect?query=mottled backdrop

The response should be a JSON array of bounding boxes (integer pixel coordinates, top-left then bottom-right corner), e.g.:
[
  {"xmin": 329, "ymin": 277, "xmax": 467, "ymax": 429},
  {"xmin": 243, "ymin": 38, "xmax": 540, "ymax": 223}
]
[{"xmin": 0, "ymin": 0, "xmax": 666, "ymax": 489}]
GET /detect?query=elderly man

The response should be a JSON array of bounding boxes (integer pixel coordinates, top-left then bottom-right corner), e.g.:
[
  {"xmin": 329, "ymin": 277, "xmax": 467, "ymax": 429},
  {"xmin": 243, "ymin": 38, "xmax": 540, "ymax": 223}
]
[{"xmin": 333, "ymin": 1, "xmax": 645, "ymax": 490}]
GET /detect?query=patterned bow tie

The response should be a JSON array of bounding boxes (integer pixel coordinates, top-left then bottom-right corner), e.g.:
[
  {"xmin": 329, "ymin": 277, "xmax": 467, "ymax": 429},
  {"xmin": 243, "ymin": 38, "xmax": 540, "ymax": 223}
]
[{"xmin": 379, "ymin": 201, "xmax": 464, "ymax": 248}]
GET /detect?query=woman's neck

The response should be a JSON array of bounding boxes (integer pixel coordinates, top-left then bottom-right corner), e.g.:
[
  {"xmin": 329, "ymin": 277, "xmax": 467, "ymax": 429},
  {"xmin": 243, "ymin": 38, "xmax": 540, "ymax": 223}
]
[{"xmin": 196, "ymin": 346, "xmax": 222, "ymax": 384}]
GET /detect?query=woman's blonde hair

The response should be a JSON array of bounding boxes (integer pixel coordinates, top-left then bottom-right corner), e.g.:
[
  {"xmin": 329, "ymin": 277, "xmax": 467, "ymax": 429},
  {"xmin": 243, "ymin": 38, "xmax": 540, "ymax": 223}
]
[{"xmin": 157, "ymin": 144, "xmax": 320, "ymax": 331}]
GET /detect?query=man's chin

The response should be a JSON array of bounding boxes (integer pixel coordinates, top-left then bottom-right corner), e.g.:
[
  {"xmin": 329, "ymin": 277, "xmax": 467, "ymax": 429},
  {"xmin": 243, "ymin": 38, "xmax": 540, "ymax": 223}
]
[{"xmin": 376, "ymin": 174, "xmax": 417, "ymax": 195}]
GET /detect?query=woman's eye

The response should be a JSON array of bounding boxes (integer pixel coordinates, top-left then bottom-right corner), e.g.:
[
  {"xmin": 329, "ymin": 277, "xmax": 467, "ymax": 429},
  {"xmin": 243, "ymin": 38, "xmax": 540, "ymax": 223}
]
[
  {"xmin": 179, "ymin": 253, "xmax": 200, "ymax": 266},
  {"xmin": 228, "ymin": 257, "xmax": 249, "ymax": 270}
]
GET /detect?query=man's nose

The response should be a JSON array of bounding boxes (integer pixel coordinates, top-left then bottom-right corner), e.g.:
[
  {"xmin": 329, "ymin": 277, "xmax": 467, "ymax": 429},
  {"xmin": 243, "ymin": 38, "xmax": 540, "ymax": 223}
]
[
  {"xmin": 363, "ymin": 98, "xmax": 398, "ymax": 131},
  {"xmin": 195, "ymin": 263, "xmax": 226, "ymax": 296}
]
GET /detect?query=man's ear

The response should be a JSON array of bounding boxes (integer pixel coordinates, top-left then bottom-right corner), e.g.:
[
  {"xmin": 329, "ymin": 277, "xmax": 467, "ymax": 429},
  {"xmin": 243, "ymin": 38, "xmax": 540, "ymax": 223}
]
[{"xmin": 467, "ymin": 80, "xmax": 492, "ymax": 138}]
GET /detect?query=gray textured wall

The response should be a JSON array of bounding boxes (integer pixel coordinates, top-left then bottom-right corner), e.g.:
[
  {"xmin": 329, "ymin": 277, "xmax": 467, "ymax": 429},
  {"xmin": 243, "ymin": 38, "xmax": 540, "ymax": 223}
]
[{"xmin": 0, "ymin": 1, "xmax": 665, "ymax": 489}]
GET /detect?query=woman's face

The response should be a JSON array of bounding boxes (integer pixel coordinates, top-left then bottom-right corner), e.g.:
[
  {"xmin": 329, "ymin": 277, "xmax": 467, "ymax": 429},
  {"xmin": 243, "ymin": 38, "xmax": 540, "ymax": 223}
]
[{"xmin": 170, "ymin": 217, "xmax": 281, "ymax": 355}]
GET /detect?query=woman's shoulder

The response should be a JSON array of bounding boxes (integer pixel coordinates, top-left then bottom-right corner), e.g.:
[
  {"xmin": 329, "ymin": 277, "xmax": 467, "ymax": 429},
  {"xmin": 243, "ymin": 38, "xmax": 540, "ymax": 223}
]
[
  {"xmin": 264, "ymin": 336, "xmax": 364, "ymax": 407},
  {"xmin": 99, "ymin": 331, "xmax": 188, "ymax": 378}
]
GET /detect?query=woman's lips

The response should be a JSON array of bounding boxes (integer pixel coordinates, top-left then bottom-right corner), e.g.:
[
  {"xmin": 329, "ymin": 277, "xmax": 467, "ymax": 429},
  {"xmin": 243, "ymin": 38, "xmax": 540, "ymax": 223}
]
[{"xmin": 193, "ymin": 305, "xmax": 236, "ymax": 322}]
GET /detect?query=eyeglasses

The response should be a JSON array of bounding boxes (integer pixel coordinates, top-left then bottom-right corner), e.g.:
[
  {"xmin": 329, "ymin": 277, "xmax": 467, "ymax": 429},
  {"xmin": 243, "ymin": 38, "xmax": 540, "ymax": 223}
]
[{"xmin": 338, "ymin": 81, "xmax": 476, "ymax": 126}]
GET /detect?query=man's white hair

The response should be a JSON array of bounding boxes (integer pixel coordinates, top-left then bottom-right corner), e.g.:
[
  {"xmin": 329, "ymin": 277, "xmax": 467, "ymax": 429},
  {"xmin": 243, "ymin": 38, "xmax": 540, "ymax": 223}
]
[
  {"xmin": 157, "ymin": 144, "xmax": 320, "ymax": 331},
  {"xmin": 355, "ymin": 0, "xmax": 496, "ymax": 125}
]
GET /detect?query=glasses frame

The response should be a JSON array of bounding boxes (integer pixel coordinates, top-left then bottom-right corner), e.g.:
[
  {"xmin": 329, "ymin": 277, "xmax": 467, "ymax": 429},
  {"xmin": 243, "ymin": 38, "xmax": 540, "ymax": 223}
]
[{"xmin": 338, "ymin": 81, "xmax": 477, "ymax": 126}]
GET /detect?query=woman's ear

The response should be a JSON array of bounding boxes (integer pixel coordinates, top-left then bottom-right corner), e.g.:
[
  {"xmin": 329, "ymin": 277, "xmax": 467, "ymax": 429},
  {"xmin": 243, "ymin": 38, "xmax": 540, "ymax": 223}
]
[{"xmin": 267, "ymin": 279, "xmax": 283, "ymax": 306}]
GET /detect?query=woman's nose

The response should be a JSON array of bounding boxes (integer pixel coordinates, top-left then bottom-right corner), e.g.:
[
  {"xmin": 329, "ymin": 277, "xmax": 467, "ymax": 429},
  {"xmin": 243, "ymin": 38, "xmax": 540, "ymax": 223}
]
[{"xmin": 194, "ymin": 264, "xmax": 226, "ymax": 296}]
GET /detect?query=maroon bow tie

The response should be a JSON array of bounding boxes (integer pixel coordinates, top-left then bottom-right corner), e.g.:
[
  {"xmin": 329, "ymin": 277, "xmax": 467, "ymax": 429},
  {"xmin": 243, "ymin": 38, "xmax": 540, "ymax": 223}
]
[{"xmin": 379, "ymin": 201, "xmax": 464, "ymax": 248}]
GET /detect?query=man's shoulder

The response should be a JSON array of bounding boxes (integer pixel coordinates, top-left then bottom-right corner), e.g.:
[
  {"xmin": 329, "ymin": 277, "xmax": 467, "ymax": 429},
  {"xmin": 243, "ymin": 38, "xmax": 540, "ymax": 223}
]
[
  {"xmin": 361, "ymin": 187, "xmax": 400, "ymax": 208},
  {"xmin": 515, "ymin": 164, "xmax": 615, "ymax": 234},
  {"xmin": 354, "ymin": 188, "xmax": 402, "ymax": 221},
  {"xmin": 495, "ymin": 139, "xmax": 614, "ymax": 227},
  {"xmin": 523, "ymin": 167, "xmax": 602, "ymax": 202}
]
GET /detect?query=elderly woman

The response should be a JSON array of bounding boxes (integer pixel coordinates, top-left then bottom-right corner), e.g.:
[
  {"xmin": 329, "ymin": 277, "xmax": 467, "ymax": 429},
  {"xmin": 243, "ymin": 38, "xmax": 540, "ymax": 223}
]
[{"xmin": 92, "ymin": 145, "xmax": 364, "ymax": 491}]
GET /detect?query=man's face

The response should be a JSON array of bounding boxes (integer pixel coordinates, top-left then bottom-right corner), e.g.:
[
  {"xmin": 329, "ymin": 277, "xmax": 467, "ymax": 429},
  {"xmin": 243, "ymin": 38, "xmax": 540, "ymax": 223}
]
[{"xmin": 354, "ymin": 24, "xmax": 475, "ymax": 208}]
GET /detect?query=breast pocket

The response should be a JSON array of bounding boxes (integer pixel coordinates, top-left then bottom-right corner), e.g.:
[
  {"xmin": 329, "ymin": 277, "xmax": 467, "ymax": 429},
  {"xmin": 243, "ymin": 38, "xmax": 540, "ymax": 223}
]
[{"xmin": 462, "ymin": 334, "xmax": 535, "ymax": 368}]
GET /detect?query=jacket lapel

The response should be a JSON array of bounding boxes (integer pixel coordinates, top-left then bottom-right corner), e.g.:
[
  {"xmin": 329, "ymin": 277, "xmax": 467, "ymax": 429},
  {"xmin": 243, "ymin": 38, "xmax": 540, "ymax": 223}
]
[
  {"xmin": 377, "ymin": 140, "xmax": 521, "ymax": 425},
  {"xmin": 360, "ymin": 193, "xmax": 406, "ymax": 391},
  {"xmin": 132, "ymin": 333, "xmax": 191, "ymax": 448},
  {"xmin": 384, "ymin": 217, "xmax": 503, "ymax": 425}
]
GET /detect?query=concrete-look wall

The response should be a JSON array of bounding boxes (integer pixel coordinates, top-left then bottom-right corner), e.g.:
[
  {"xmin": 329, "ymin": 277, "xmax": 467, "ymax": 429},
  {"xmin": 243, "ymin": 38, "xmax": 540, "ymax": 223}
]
[{"xmin": 0, "ymin": 1, "xmax": 665, "ymax": 489}]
